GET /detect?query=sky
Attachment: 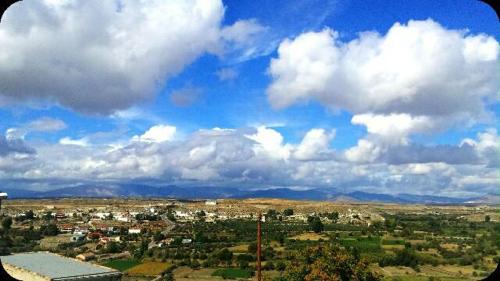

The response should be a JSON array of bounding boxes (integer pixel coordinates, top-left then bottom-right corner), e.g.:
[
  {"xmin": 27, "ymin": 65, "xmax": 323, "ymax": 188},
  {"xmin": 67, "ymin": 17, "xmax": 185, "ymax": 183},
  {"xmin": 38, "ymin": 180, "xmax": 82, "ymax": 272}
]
[{"xmin": 0, "ymin": 0, "xmax": 498, "ymax": 197}]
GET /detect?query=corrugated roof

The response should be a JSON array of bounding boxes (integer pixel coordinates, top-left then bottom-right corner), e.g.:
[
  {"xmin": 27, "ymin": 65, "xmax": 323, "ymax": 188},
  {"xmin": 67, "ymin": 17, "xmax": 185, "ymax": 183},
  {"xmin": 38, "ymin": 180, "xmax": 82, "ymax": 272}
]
[{"xmin": 1, "ymin": 252, "xmax": 119, "ymax": 279}]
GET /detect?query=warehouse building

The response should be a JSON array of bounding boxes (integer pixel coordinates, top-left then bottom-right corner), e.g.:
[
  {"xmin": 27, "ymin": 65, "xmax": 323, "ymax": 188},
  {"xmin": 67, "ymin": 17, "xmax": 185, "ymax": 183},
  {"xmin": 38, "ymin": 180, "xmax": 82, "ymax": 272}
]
[{"xmin": 1, "ymin": 252, "xmax": 121, "ymax": 281}]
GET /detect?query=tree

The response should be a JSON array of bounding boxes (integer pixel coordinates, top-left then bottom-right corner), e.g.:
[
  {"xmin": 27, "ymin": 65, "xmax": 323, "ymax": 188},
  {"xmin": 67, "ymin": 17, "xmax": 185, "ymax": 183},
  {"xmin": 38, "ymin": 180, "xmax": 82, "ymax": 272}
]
[
  {"xmin": 283, "ymin": 209, "xmax": 294, "ymax": 216},
  {"xmin": 43, "ymin": 211, "xmax": 53, "ymax": 221},
  {"xmin": 283, "ymin": 244, "xmax": 381, "ymax": 281},
  {"xmin": 393, "ymin": 248, "xmax": 419, "ymax": 269},
  {"xmin": 266, "ymin": 209, "xmax": 278, "ymax": 220},
  {"xmin": 191, "ymin": 259, "xmax": 201, "ymax": 269},
  {"xmin": 106, "ymin": 241, "xmax": 121, "ymax": 253},
  {"xmin": 40, "ymin": 224, "xmax": 59, "ymax": 236},
  {"xmin": 237, "ymin": 254, "xmax": 254, "ymax": 269},
  {"xmin": 276, "ymin": 261, "xmax": 286, "ymax": 272},
  {"xmin": 248, "ymin": 242, "xmax": 257, "ymax": 254},
  {"xmin": 327, "ymin": 212, "xmax": 339, "ymax": 223},
  {"xmin": 485, "ymin": 215, "xmax": 491, "ymax": 222},
  {"xmin": 216, "ymin": 248, "xmax": 233, "ymax": 265},
  {"xmin": 154, "ymin": 232, "xmax": 165, "ymax": 242},
  {"xmin": 167, "ymin": 211, "xmax": 176, "ymax": 222},
  {"xmin": 1, "ymin": 216, "xmax": 12, "ymax": 231},
  {"xmin": 135, "ymin": 239, "xmax": 149, "ymax": 259},
  {"xmin": 309, "ymin": 217, "xmax": 324, "ymax": 233},
  {"xmin": 194, "ymin": 231, "xmax": 207, "ymax": 243},
  {"xmin": 25, "ymin": 210, "xmax": 35, "ymax": 220},
  {"xmin": 197, "ymin": 210, "xmax": 206, "ymax": 222},
  {"xmin": 264, "ymin": 261, "xmax": 275, "ymax": 270}
]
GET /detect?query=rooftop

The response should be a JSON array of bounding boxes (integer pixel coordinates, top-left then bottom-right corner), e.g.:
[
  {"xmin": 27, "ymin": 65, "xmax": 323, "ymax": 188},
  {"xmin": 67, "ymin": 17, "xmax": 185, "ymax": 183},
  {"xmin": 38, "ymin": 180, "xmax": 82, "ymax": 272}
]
[{"xmin": 1, "ymin": 252, "xmax": 120, "ymax": 280}]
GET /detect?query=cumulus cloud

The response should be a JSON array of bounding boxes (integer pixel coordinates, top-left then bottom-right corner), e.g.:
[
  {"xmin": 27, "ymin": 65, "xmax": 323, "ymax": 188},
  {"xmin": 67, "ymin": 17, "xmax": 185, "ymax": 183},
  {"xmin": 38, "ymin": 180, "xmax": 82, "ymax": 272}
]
[
  {"xmin": 0, "ymin": 135, "xmax": 35, "ymax": 156},
  {"xmin": 345, "ymin": 139, "xmax": 382, "ymax": 163},
  {"xmin": 132, "ymin": 125, "xmax": 177, "ymax": 143},
  {"xmin": 5, "ymin": 128, "xmax": 27, "ymax": 140},
  {"xmin": 345, "ymin": 123, "xmax": 493, "ymax": 166},
  {"xmin": 265, "ymin": 18, "xmax": 499, "ymax": 186},
  {"xmin": 0, "ymin": 125, "xmax": 498, "ymax": 196},
  {"xmin": 244, "ymin": 126, "xmax": 291, "ymax": 160},
  {"xmin": 344, "ymin": 113, "xmax": 478, "ymax": 164},
  {"xmin": 59, "ymin": 137, "xmax": 89, "ymax": 147},
  {"xmin": 0, "ymin": 0, "xmax": 266, "ymax": 114},
  {"xmin": 461, "ymin": 128, "xmax": 500, "ymax": 167},
  {"xmin": 267, "ymin": 19, "xmax": 499, "ymax": 124},
  {"xmin": 351, "ymin": 113, "xmax": 440, "ymax": 145},
  {"xmin": 293, "ymin": 128, "xmax": 335, "ymax": 161}
]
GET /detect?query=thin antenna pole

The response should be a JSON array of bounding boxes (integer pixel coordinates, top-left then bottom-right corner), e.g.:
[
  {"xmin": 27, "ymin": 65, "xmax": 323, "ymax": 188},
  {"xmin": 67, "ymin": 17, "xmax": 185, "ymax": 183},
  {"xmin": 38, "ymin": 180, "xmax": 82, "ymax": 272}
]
[{"xmin": 257, "ymin": 211, "xmax": 262, "ymax": 281}]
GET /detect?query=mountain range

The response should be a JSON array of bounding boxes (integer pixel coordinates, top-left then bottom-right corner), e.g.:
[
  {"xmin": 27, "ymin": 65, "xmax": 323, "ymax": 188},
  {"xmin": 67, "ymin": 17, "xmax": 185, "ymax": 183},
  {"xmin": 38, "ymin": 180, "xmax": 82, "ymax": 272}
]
[{"xmin": 1, "ymin": 184, "xmax": 498, "ymax": 205}]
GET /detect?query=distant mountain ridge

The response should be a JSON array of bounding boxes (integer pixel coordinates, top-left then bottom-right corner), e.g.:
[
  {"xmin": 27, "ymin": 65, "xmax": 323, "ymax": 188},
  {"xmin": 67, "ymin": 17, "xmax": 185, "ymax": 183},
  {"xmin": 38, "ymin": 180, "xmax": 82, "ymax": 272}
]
[{"xmin": 1, "ymin": 185, "xmax": 498, "ymax": 205}]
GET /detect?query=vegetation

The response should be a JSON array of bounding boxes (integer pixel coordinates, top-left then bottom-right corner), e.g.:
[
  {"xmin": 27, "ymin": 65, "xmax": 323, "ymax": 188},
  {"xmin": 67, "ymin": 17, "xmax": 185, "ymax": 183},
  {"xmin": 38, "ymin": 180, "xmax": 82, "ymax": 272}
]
[
  {"xmin": 212, "ymin": 268, "xmax": 254, "ymax": 279},
  {"xmin": 103, "ymin": 259, "xmax": 141, "ymax": 271},
  {"xmin": 280, "ymin": 244, "xmax": 381, "ymax": 281},
  {"xmin": 1, "ymin": 200, "xmax": 498, "ymax": 280}
]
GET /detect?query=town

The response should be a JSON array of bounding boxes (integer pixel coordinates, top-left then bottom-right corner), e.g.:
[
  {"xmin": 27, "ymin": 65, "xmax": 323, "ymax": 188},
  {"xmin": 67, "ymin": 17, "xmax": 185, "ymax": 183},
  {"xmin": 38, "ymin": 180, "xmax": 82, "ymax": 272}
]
[{"xmin": 1, "ymin": 198, "xmax": 498, "ymax": 280}]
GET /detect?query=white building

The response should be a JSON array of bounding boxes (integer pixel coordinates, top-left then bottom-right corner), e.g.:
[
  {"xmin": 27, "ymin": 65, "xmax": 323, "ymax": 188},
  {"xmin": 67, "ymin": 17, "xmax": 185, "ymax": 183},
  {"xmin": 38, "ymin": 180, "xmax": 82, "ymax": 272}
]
[
  {"xmin": 128, "ymin": 228, "xmax": 141, "ymax": 234},
  {"xmin": 205, "ymin": 199, "xmax": 217, "ymax": 206}
]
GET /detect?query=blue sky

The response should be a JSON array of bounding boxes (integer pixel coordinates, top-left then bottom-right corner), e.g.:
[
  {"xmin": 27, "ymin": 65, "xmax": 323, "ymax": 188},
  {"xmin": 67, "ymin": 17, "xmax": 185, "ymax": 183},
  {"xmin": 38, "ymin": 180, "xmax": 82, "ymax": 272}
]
[{"xmin": 0, "ymin": 0, "xmax": 498, "ymax": 196}]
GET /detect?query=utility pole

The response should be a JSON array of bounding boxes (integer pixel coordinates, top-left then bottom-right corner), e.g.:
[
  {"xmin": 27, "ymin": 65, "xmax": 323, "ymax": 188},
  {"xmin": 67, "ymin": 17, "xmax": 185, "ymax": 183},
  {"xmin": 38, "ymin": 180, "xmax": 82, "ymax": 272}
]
[{"xmin": 256, "ymin": 212, "xmax": 262, "ymax": 281}]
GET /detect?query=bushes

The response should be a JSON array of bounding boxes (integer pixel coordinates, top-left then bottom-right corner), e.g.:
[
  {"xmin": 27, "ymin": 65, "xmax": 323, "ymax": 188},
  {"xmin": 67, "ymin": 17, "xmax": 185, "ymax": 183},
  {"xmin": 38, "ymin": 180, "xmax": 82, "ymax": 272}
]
[{"xmin": 378, "ymin": 248, "xmax": 419, "ymax": 269}]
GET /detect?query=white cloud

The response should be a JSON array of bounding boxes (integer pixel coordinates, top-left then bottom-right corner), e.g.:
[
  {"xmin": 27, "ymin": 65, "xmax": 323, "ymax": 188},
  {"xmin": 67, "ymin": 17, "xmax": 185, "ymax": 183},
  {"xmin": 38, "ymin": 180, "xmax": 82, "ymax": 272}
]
[
  {"xmin": 0, "ymin": 126, "xmax": 498, "ymax": 196},
  {"xmin": 267, "ymin": 19, "xmax": 499, "ymax": 124},
  {"xmin": 59, "ymin": 137, "xmax": 89, "ymax": 147},
  {"xmin": 6, "ymin": 128, "xmax": 27, "ymax": 140},
  {"xmin": 0, "ymin": 133, "xmax": 35, "ymax": 156},
  {"xmin": 132, "ymin": 125, "xmax": 176, "ymax": 143},
  {"xmin": 351, "ymin": 113, "xmax": 436, "ymax": 145},
  {"xmin": 0, "ymin": 0, "xmax": 265, "ymax": 114},
  {"xmin": 345, "ymin": 139, "xmax": 382, "ymax": 163},
  {"xmin": 293, "ymin": 128, "xmax": 335, "ymax": 161},
  {"xmin": 245, "ymin": 126, "xmax": 291, "ymax": 160},
  {"xmin": 28, "ymin": 117, "xmax": 67, "ymax": 132},
  {"xmin": 461, "ymin": 128, "xmax": 500, "ymax": 167},
  {"xmin": 220, "ymin": 18, "xmax": 270, "ymax": 61},
  {"xmin": 393, "ymin": 162, "xmax": 455, "ymax": 175},
  {"xmin": 221, "ymin": 19, "xmax": 267, "ymax": 44}
]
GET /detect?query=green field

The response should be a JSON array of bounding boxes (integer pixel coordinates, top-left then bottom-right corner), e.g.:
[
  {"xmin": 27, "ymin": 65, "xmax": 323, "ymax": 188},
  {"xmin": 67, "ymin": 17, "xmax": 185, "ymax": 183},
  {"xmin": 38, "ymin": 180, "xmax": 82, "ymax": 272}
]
[
  {"xmin": 340, "ymin": 236, "xmax": 382, "ymax": 252},
  {"xmin": 103, "ymin": 259, "xmax": 141, "ymax": 272},
  {"xmin": 212, "ymin": 268, "xmax": 253, "ymax": 279}
]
